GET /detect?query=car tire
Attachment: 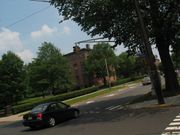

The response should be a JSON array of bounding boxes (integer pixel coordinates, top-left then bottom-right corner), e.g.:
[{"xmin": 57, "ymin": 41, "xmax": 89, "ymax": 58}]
[
  {"xmin": 73, "ymin": 110, "xmax": 79, "ymax": 118},
  {"xmin": 48, "ymin": 117, "xmax": 56, "ymax": 127}
]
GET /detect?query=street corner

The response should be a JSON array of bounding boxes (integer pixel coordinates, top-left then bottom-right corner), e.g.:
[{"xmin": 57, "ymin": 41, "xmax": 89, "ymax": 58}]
[{"xmin": 126, "ymin": 102, "xmax": 177, "ymax": 110}]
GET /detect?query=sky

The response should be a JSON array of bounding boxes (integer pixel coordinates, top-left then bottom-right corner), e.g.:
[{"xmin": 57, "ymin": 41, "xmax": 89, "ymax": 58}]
[{"xmin": 0, "ymin": 0, "xmax": 159, "ymax": 63}]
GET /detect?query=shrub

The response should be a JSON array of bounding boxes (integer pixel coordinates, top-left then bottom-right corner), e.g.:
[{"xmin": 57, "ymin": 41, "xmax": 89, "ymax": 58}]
[{"xmin": 13, "ymin": 86, "xmax": 98, "ymax": 114}]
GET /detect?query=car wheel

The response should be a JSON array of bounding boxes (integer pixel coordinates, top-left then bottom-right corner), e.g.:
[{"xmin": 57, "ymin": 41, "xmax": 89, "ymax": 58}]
[
  {"xmin": 73, "ymin": 110, "xmax": 79, "ymax": 118},
  {"xmin": 48, "ymin": 117, "xmax": 56, "ymax": 127}
]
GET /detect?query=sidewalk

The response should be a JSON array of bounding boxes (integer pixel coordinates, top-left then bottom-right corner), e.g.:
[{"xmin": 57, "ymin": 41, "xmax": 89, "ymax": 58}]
[
  {"xmin": 0, "ymin": 111, "xmax": 28, "ymax": 125},
  {"xmin": 127, "ymin": 94, "xmax": 180, "ymax": 109}
]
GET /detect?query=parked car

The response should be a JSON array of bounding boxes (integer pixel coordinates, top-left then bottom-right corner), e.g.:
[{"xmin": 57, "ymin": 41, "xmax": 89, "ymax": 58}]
[
  {"xmin": 23, "ymin": 102, "xmax": 80, "ymax": 129},
  {"xmin": 142, "ymin": 76, "xmax": 151, "ymax": 85}
]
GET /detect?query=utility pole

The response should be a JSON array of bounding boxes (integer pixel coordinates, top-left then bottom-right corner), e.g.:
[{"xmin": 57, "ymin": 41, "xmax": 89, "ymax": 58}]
[
  {"xmin": 134, "ymin": 0, "xmax": 164, "ymax": 104},
  {"xmin": 105, "ymin": 58, "xmax": 111, "ymax": 90}
]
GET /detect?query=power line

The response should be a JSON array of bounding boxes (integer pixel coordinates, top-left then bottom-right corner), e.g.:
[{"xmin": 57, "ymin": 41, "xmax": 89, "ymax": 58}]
[
  {"xmin": 30, "ymin": 0, "xmax": 50, "ymax": 2},
  {"xmin": 6, "ymin": 5, "xmax": 51, "ymax": 28}
]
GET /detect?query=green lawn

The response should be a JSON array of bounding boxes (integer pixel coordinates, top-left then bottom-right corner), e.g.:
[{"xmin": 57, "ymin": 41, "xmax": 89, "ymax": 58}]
[
  {"xmin": 65, "ymin": 85, "xmax": 126, "ymax": 105},
  {"xmin": 1, "ymin": 78, "xmax": 141, "ymax": 115}
]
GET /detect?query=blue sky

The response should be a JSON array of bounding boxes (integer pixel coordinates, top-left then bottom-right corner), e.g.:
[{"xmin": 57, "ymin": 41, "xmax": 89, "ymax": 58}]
[
  {"xmin": 0, "ymin": 0, "xmax": 96, "ymax": 63},
  {"xmin": 0, "ymin": 0, "xmax": 159, "ymax": 63}
]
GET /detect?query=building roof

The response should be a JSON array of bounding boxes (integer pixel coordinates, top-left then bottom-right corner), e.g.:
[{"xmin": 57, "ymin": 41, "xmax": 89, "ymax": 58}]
[{"xmin": 64, "ymin": 48, "xmax": 91, "ymax": 57}]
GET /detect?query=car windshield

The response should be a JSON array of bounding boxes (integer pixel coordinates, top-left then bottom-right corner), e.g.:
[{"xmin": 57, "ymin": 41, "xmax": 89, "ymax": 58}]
[
  {"xmin": 31, "ymin": 104, "xmax": 49, "ymax": 113},
  {"xmin": 58, "ymin": 102, "xmax": 69, "ymax": 109}
]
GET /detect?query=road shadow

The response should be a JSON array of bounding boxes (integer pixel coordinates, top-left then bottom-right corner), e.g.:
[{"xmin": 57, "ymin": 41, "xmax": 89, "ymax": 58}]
[
  {"xmin": 54, "ymin": 95, "xmax": 174, "ymax": 128},
  {"xmin": 1, "ymin": 93, "xmax": 175, "ymax": 133}
]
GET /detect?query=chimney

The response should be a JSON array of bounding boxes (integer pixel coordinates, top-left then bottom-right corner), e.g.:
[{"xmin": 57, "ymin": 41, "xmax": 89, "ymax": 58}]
[
  {"xmin": 86, "ymin": 44, "xmax": 90, "ymax": 50},
  {"xmin": 73, "ymin": 45, "xmax": 80, "ymax": 52}
]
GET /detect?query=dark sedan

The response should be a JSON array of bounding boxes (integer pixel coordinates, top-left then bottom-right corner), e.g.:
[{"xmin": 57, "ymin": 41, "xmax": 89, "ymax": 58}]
[{"xmin": 23, "ymin": 102, "xmax": 80, "ymax": 129}]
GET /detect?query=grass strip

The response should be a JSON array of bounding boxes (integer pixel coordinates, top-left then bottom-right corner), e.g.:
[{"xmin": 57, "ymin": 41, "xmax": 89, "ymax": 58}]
[{"xmin": 64, "ymin": 85, "xmax": 127, "ymax": 105}]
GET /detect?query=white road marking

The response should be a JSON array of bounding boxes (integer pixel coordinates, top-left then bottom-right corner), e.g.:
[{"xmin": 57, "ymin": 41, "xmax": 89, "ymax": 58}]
[
  {"xmin": 116, "ymin": 106, "xmax": 124, "ymax": 110},
  {"xmin": 173, "ymin": 119, "xmax": 180, "ymax": 122},
  {"xmin": 169, "ymin": 122, "xmax": 180, "ymax": 126},
  {"xmin": 104, "ymin": 94, "xmax": 115, "ymax": 98},
  {"xmin": 106, "ymin": 105, "xmax": 123, "ymax": 110},
  {"xmin": 162, "ymin": 113, "xmax": 180, "ymax": 135},
  {"xmin": 165, "ymin": 126, "xmax": 180, "ymax": 130},
  {"xmin": 171, "ymin": 132, "xmax": 180, "ymax": 134},
  {"xmin": 86, "ymin": 101, "xmax": 95, "ymax": 104},
  {"xmin": 162, "ymin": 132, "xmax": 180, "ymax": 135},
  {"xmin": 106, "ymin": 106, "xmax": 115, "ymax": 110}
]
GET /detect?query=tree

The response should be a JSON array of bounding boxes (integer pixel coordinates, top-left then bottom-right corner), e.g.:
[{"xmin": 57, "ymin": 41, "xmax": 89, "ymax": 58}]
[
  {"xmin": 28, "ymin": 42, "xmax": 73, "ymax": 97},
  {"xmin": 0, "ymin": 51, "xmax": 24, "ymax": 107},
  {"xmin": 50, "ymin": 0, "xmax": 179, "ymax": 93},
  {"xmin": 84, "ymin": 43, "xmax": 117, "ymax": 86},
  {"xmin": 116, "ymin": 52, "xmax": 136, "ymax": 78},
  {"xmin": 171, "ymin": 38, "xmax": 180, "ymax": 69}
]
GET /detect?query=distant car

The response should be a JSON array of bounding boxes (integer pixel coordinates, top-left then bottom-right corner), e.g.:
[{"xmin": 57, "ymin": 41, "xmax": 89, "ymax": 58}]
[
  {"xmin": 142, "ymin": 76, "xmax": 151, "ymax": 85},
  {"xmin": 23, "ymin": 102, "xmax": 80, "ymax": 129}
]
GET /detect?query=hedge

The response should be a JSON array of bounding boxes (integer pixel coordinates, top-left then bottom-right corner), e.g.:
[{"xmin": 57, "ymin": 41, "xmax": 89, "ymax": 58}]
[
  {"xmin": 12, "ymin": 86, "xmax": 98, "ymax": 114},
  {"xmin": 112, "ymin": 76, "xmax": 143, "ymax": 87},
  {"xmin": 12, "ymin": 77, "xmax": 143, "ymax": 114}
]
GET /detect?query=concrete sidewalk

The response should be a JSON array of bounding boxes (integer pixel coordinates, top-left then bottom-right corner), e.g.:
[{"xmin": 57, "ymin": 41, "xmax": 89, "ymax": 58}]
[
  {"xmin": 0, "ymin": 111, "xmax": 28, "ymax": 125},
  {"xmin": 127, "ymin": 94, "xmax": 180, "ymax": 109}
]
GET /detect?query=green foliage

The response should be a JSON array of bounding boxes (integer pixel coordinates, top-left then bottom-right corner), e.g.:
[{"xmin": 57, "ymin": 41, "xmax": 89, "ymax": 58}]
[
  {"xmin": 112, "ymin": 76, "xmax": 143, "ymax": 86},
  {"xmin": 0, "ymin": 51, "xmax": 24, "ymax": 106},
  {"xmin": 51, "ymin": 0, "xmax": 180, "ymax": 92},
  {"xmin": 116, "ymin": 52, "xmax": 136, "ymax": 78},
  {"xmin": 51, "ymin": 0, "xmax": 180, "ymax": 53},
  {"xmin": 171, "ymin": 38, "xmax": 180, "ymax": 69},
  {"xmin": 84, "ymin": 43, "xmax": 117, "ymax": 85},
  {"xmin": 28, "ymin": 42, "xmax": 73, "ymax": 97},
  {"xmin": 13, "ymin": 86, "xmax": 98, "ymax": 114}
]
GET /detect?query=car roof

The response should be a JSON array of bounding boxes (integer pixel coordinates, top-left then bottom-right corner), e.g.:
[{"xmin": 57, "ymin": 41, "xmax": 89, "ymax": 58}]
[
  {"xmin": 38, "ymin": 101, "xmax": 65, "ymax": 106},
  {"xmin": 37, "ymin": 102, "xmax": 56, "ymax": 106}
]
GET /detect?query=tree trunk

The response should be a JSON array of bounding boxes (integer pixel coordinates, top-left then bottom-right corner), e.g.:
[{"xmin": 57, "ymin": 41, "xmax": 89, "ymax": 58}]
[
  {"xmin": 156, "ymin": 37, "xmax": 179, "ymax": 94},
  {"xmin": 134, "ymin": 0, "xmax": 164, "ymax": 104},
  {"xmin": 149, "ymin": 0, "xmax": 179, "ymax": 94},
  {"xmin": 103, "ymin": 77, "xmax": 107, "ymax": 86}
]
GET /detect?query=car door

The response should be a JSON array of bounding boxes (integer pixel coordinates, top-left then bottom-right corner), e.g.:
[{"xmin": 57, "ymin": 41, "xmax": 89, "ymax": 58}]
[
  {"xmin": 56, "ymin": 102, "xmax": 70, "ymax": 121},
  {"xmin": 46, "ymin": 103, "xmax": 60, "ymax": 121}
]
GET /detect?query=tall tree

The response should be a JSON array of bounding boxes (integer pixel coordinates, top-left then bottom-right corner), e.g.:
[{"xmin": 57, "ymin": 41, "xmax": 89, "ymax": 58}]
[
  {"xmin": 84, "ymin": 43, "xmax": 117, "ymax": 85},
  {"xmin": 171, "ymin": 38, "xmax": 180, "ymax": 69},
  {"xmin": 29, "ymin": 42, "xmax": 73, "ymax": 97},
  {"xmin": 50, "ymin": 0, "xmax": 179, "ymax": 93},
  {"xmin": 117, "ymin": 52, "xmax": 136, "ymax": 78},
  {"xmin": 0, "ymin": 51, "xmax": 24, "ymax": 107}
]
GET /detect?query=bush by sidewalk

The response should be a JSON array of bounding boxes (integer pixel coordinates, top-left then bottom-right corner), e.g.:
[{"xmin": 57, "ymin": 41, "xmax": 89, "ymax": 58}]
[
  {"xmin": 0, "ymin": 77, "xmax": 142, "ymax": 115},
  {"xmin": 12, "ymin": 86, "xmax": 98, "ymax": 114}
]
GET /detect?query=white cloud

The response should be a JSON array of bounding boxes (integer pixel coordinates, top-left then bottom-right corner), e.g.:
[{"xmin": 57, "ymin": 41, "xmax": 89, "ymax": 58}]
[
  {"xmin": 0, "ymin": 28, "xmax": 34, "ymax": 63},
  {"xmin": 31, "ymin": 24, "xmax": 57, "ymax": 39},
  {"xmin": 16, "ymin": 49, "xmax": 34, "ymax": 63},
  {"xmin": 62, "ymin": 26, "xmax": 71, "ymax": 35},
  {"xmin": 0, "ymin": 28, "xmax": 23, "ymax": 52}
]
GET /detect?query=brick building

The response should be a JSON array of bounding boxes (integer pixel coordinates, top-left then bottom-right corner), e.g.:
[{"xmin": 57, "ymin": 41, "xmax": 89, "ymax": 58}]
[
  {"xmin": 64, "ymin": 45, "xmax": 93, "ymax": 88},
  {"xmin": 64, "ymin": 45, "xmax": 117, "ymax": 88}
]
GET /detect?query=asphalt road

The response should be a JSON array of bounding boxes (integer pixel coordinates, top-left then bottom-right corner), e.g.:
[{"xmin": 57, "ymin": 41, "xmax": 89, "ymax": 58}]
[{"xmin": 1, "ymin": 84, "xmax": 180, "ymax": 135}]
